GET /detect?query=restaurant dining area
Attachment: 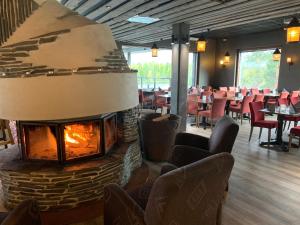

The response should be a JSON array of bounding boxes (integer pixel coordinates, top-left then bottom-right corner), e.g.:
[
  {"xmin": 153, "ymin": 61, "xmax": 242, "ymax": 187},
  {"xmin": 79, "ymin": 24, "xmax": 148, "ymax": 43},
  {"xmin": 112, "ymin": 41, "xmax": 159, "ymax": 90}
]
[{"xmin": 0, "ymin": 0, "xmax": 300, "ymax": 225}]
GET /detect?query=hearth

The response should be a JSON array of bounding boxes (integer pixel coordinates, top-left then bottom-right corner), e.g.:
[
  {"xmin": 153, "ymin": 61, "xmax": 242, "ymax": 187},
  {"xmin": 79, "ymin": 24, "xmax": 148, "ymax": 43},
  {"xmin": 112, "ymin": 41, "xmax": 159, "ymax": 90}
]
[{"xmin": 17, "ymin": 114, "xmax": 117, "ymax": 164}]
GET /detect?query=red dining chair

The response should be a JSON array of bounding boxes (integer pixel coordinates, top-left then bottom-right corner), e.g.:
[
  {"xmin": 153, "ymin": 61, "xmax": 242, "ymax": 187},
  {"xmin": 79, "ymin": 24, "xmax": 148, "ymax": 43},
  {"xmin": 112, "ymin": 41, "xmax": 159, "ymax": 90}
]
[
  {"xmin": 202, "ymin": 90, "xmax": 212, "ymax": 97},
  {"xmin": 220, "ymin": 87, "xmax": 228, "ymax": 91},
  {"xmin": 240, "ymin": 88, "xmax": 248, "ymax": 97},
  {"xmin": 251, "ymin": 88, "xmax": 260, "ymax": 96},
  {"xmin": 289, "ymin": 126, "xmax": 300, "ymax": 150},
  {"xmin": 291, "ymin": 91, "xmax": 300, "ymax": 98},
  {"xmin": 254, "ymin": 94, "xmax": 264, "ymax": 102},
  {"xmin": 229, "ymin": 95, "xmax": 254, "ymax": 124},
  {"xmin": 263, "ymin": 88, "xmax": 271, "ymax": 94},
  {"xmin": 197, "ymin": 98, "xmax": 227, "ymax": 129},
  {"xmin": 138, "ymin": 89, "xmax": 153, "ymax": 109},
  {"xmin": 213, "ymin": 90, "xmax": 226, "ymax": 98},
  {"xmin": 278, "ymin": 98, "xmax": 289, "ymax": 106},
  {"xmin": 226, "ymin": 91, "xmax": 235, "ymax": 98},
  {"xmin": 249, "ymin": 102, "xmax": 278, "ymax": 148},
  {"xmin": 189, "ymin": 87, "xmax": 198, "ymax": 95},
  {"xmin": 280, "ymin": 91, "xmax": 289, "ymax": 99},
  {"xmin": 154, "ymin": 91, "xmax": 167, "ymax": 112},
  {"xmin": 229, "ymin": 87, "xmax": 236, "ymax": 92},
  {"xmin": 290, "ymin": 96, "xmax": 300, "ymax": 105},
  {"xmin": 187, "ymin": 94, "xmax": 199, "ymax": 124},
  {"xmin": 283, "ymin": 97, "xmax": 300, "ymax": 130}
]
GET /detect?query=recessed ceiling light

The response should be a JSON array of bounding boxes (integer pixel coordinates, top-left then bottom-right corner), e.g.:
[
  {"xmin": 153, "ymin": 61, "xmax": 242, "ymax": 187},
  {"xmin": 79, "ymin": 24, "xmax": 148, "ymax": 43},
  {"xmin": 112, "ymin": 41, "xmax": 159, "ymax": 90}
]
[
  {"xmin": 127, "ymin": 15, "xmax": 160, "ymax": 24},
  {"xmin": 106, "ymin": 5, "xmax": 111, "ymax": 9}
]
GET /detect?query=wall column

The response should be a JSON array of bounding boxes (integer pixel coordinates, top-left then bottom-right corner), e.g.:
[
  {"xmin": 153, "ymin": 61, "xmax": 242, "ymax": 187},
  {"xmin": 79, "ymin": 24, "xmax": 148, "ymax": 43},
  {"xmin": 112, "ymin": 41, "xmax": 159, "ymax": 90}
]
[{"xmin": 170, "ymin": 23, "xmax": 190, "ymax": 131}]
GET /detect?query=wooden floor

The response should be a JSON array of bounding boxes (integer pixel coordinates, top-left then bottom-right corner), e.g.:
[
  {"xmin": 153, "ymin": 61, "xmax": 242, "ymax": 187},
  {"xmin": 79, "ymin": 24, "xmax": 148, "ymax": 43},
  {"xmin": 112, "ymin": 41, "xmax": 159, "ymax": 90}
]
[
  {"xmin": 187, "ymin": 117, "xmax": 300, "ymax": 225},
  {"xmin": 1, "ymin": 114, "xmax": 300, "ymax": 225}
]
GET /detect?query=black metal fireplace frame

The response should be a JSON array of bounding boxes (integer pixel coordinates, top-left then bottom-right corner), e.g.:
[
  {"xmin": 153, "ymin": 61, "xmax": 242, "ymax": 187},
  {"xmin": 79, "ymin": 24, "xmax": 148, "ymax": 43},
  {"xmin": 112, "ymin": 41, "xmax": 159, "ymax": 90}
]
[{"xmin": 17, "ymin": 113, "xmax": 117, "ymax": 164}]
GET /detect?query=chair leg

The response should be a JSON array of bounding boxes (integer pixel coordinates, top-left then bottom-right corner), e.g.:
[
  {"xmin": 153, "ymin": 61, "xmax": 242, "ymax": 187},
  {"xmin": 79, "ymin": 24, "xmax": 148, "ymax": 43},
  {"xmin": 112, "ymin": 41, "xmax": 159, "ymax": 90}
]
[
  {"xmin": 249, "ymin": 126, "xmax": 253, "ymax": 142},
  {"xmin": 241, "ymin": 113, "xmax": 243, "ymax": 125},
  {"xmin": 258, "ymin": 128, "xmax": 262, "ymax": 140},
  {"xmin": 248, "ymin": 113, "xmax": 251, "ymax": 123},
  {"xmin": 288, "ymin": 121, "xmax": 291, "ymax": 130},
  {"xmin": 288, "ymin": 134, "xmax": 293, "ymax": 150},
  {"xmin": 268, "ymin": 129, "xmax": 271, "ymax": 149}
]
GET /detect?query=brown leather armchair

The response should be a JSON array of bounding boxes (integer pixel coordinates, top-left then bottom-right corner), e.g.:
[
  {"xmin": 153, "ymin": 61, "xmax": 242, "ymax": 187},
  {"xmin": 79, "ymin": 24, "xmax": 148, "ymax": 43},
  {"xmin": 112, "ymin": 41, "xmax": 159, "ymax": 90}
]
[
  {"xmin": 170, "ymin": 115, "xmax": 239, "ymax": 167},
  {"xmin": 104, "ymin": 153, "xmax": 234, "ymax": 225},
  {"xmin": 0, "ymin": 200, "xmax": 41, "ymax": 225}
]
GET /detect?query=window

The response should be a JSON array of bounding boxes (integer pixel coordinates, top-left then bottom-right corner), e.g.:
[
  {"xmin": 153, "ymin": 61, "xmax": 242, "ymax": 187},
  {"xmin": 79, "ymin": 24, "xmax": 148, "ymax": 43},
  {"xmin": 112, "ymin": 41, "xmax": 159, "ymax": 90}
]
[
  {"xmin": 124, "ymin": 47, "xmax": 172, "ymax": 89},
  {"xmin": 237, "ymin": 49, "xmax": 280, "ymax": 89},
  {"xmin": 123, "ymin": 46, "xmax": 196, "ymax": 89}
]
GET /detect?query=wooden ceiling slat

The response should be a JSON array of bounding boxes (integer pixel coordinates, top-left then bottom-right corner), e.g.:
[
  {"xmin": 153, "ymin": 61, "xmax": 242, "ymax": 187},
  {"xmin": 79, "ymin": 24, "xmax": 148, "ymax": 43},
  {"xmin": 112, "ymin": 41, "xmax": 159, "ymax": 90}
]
[
  {"xmin": 85, "ymin": 0, "xmax": 128, "ymax": 20},
  {"xmin": 64, "ymin": 0, "xmax": 86, "ymax": 10},
  {"xmin": 75, "ymin": 0, "xmax": 108, "ymax": 15},
  {"xmin": 95, "ymin": 0, "xmax": 152, "ymax": 23},
  {"xmin": 62, "ymin": 0, "xmax": 300, "ymax": 43},
  {"xmin": 111, "ymin": 0, "xmax": 244, "ymax": 36},
  {"xmin": 114, "ymin": 0, "xmax": 297, "ymax": 41},
  {"xmin": 104, "ymin": 0, "xmax": 174, "ymax": 28},
  {"xmin": 107, "ymin": 0, "xmax": 212, "ymax": 30},
  {"xmin": 126, "ymin": 5, "xmax": 300, "ymax": 43}
]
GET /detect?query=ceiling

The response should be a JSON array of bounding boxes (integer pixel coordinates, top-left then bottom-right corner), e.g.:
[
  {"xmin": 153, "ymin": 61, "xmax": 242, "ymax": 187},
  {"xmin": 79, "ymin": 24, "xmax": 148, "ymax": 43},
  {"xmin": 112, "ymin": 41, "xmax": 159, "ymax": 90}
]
[{"xmin": 60, "ymin": 0, "xmax": 300, "ymax": 44}]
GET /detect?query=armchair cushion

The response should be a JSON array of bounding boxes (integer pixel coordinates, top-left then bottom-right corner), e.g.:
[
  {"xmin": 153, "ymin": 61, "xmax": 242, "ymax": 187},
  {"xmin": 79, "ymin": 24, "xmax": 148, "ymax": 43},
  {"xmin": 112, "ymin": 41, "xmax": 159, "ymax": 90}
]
[
  {"xmin": 208, "ymin": 116, "xmax": 239, "ymax": 154},
  {"xmin": 175, "ymin": 132, "xmax": 209, "ymax": 150},
  {"xmin": 104, "ymin": 184, "xmax": 146, "ymax": 225},
  {"xmin": 170, "ymin": 145, "xmax": 212, "ymax": 167}
]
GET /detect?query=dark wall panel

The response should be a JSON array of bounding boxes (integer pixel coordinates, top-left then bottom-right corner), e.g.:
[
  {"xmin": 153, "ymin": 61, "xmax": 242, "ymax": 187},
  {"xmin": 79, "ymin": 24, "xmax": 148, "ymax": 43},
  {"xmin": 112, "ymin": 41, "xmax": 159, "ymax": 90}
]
[{"xmin": 211, "ymin": 29, "xmax": 300, "ymax": 91}]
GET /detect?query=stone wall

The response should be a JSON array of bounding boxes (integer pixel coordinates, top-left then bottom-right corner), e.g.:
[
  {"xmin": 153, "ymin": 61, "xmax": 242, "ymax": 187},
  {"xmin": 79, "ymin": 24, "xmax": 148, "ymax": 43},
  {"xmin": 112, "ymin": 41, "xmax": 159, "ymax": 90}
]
[
  {"xmin": 0, "ymin": 141, "xmax": 141, "ymax": 211},
  {"xmin": 118, "ymin": 107, "xmax": 139, "ymax": 143},
  {"xmin": 0, "ymin": 107, "xmax": 142, "ymax": 211}
]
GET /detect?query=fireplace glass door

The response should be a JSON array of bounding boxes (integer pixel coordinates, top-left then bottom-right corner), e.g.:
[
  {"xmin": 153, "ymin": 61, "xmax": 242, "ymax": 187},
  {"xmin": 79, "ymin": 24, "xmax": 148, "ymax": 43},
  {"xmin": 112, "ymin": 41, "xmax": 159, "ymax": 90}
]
[
  {"xmin": 63, "ymin": 121, "xmax": 101, "ymax": 160},
  {"xmin": 25, "ymin": 125, "xmax": 58, "ymax": 160}
]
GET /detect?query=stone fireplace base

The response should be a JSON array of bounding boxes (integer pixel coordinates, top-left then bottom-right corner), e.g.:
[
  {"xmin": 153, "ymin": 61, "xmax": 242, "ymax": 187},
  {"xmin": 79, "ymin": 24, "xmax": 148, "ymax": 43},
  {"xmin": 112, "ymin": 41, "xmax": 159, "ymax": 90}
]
[{"xmin": 0, "ymin": 141, "xmax": 142, "ymax": 211}]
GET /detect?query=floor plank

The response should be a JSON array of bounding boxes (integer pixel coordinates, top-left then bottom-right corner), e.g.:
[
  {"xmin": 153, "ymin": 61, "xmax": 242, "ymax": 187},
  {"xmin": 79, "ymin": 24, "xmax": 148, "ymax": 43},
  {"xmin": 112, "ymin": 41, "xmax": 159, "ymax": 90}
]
[{"xmin": 187, "ymin": 117, "xmax": 300, "ymax": 225}]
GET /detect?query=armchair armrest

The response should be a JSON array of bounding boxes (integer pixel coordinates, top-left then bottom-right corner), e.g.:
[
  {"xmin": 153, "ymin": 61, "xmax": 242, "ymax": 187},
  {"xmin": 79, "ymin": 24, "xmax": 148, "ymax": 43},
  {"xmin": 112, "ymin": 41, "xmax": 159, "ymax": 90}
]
[
  {"xmin": 1, "ymin": 200, "xmax": 41, "ymax": 225},
  {"xmin": 160, "ymin": 163, "xmax": 178, "ymax": 175},
  {"xmin": 104, "ymin": 184, "xmax": 146, "ymax": 225},
  {"xmin": 175, "ymin": 132, "xmax": 209, "ymax": 150},
  {"xmin": 170, "ymin": 145, "xmax": 212, "ymax": 167}
]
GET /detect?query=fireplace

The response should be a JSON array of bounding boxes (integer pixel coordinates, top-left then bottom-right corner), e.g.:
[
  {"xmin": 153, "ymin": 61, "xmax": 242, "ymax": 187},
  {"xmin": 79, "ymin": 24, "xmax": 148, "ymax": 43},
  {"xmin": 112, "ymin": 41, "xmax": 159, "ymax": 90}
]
[{"xmin": 17, "ymin": 114, "xmax": 117, "ymax": 164}]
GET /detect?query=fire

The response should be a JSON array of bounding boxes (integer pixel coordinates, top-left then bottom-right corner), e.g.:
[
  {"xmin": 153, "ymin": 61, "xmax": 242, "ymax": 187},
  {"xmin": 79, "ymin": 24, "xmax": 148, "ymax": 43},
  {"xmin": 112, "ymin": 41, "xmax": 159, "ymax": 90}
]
[
  {"xmin": 65, "ymin": 132, "xmax": 79, "ymax": 144},
  {"xmin": 64, "ymin": 123, "xmax": 99, "ymax": 160},
  {"xmin": 64, "ymin": 125, "xmax": 90, "ymax": 146}
]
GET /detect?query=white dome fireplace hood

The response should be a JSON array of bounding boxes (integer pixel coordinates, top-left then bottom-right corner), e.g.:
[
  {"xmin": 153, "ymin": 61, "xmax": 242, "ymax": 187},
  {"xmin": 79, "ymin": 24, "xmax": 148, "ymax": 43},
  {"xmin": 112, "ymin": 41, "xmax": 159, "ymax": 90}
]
[{"xmin": 0, "ymin": 0, "xmax": 138, "ymax": 121}]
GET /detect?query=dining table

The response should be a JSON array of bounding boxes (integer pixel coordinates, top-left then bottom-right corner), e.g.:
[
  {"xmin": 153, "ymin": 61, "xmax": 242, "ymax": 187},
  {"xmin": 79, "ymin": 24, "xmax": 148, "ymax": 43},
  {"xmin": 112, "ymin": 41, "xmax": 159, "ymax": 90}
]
[
  {"xmin": 260, "ymin": 106, "xmax": 300, "ymax": 152},
  {"xmin": 224, "ymin": 96, "xmax": 244, "ymax": 115},
  {"xmin": 263, "ymin": 93, "xmax": 280, "ymax": 107}
]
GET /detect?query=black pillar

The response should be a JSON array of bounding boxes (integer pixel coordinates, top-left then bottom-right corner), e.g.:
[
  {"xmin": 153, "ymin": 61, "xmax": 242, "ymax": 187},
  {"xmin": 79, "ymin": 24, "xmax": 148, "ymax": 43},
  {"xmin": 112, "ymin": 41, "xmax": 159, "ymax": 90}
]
[{"xmin": 171, "ymin": 23, "xmax": 190, "ymax": 131}]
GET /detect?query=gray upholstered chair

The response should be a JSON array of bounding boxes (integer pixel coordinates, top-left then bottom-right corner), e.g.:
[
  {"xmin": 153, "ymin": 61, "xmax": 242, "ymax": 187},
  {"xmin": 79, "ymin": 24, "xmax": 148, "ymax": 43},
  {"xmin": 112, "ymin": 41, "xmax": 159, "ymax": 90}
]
[
  {"xmin": 0, "ymin": 200, "xmax": 41, "ymax": 225},
  {"xmin": 170, "ymin": 115, "xmax": 239, "ymax": 167},
  {"xmin": 104, "ymin": 153, "xmax": 234, "ymax": 225}
]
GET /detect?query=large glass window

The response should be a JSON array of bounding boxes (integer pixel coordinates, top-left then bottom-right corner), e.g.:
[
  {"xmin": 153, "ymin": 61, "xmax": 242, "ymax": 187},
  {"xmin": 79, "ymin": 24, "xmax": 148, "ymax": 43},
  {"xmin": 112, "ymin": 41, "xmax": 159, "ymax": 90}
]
[
  {"xmin": 237, "ymin": 49, "xmax": 280, "ymax": 89},
  {"xmin": 123, "ymin": 46, "xmax": 196, "ymax": 89}
]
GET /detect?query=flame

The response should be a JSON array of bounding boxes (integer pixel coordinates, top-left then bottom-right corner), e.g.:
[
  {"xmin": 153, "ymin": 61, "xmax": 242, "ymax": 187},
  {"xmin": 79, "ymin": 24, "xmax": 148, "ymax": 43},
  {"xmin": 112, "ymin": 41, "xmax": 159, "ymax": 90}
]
[{"xmin": 65, "ymin": 132, "xmax": 79, "ymax": 144}]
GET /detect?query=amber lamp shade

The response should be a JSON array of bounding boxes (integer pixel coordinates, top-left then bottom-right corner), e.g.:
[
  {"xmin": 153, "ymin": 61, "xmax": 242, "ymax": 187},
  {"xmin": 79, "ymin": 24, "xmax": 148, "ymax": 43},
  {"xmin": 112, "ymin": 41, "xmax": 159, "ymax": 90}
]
[
  {"xmin": 197, "ymin": 37, "xmax": 206, "ymax": 53},
  {"xmin": 287, "ymin": 57, "xmax": 293, "ymax": 65},
  {"xmin": 151, "ymin": 43, "xmax": 158, "ymax": 57},
  {"xmin": 220, "ymin": 60, "xmax": 225, "ymax": 66},
  {"xmin": 287, "ymin": 17, "xmax": 300, "ymax": 43},
  {"xmin": 273, "ymin": 48, "xmax": 281, "ymax": 61},
  {"xmin": 224, "ymin": 52, "xmax": 230, "ymax": 64}
]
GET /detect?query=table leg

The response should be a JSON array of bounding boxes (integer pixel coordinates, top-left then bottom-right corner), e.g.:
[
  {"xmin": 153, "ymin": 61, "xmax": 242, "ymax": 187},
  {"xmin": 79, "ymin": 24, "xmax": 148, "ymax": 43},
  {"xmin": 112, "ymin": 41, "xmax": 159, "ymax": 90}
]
[
  {"xmin": 260, "ymin": 114, "xmax": 288, "ymax": 152},
  {"xmin": 225, "ymin": 101, "xmax": 230, "ymax": 115}
]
